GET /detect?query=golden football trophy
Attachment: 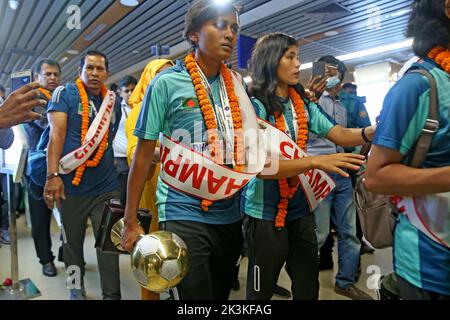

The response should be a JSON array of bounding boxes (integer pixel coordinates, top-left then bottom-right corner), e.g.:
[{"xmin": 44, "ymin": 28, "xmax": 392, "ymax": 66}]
[{"xmin": 111, "ymin": 219, "xmax": 189, "ymax": 293}]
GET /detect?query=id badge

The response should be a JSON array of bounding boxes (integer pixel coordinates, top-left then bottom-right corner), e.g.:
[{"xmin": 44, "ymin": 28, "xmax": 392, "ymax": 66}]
[{"xmin": 191, "ymin": 141, "xmax": 208, "ymax": 154}]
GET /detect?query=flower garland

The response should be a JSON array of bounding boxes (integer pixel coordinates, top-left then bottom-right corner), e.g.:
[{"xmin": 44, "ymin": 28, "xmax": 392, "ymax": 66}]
[
  {"xmin": 428, "ymin": 46, "xmax": 450, "ymax": 74},
  {"xmin": 72, "ymin": 78, "xmax": 108, "ymax": 186},
  {"xmin": 185, "ymin": 53, "xmax": 244, "ymax": 211},
  {"xmin": 38, "ymin": 88, "xmax": 52, "ymax": 100},
  {"xmin": 274, "ymin": 86, "xmax": 308, "ymax": 228}
]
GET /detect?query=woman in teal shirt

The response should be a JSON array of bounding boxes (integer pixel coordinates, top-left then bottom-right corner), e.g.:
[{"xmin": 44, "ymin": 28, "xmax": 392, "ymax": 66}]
[{"xmin": 243, "ymin": 33, "xmax": 374, "ymax": 300}]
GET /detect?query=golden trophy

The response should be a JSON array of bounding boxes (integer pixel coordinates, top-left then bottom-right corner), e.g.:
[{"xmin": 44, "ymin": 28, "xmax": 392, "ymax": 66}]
[{"xmin": 111, "ymin": 219, "xmax": 189, "ymax": 293}]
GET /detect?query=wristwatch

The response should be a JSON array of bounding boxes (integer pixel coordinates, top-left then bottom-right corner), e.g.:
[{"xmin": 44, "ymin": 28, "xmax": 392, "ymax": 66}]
[{"xmin": 46, "ymin": 172, "xmax": 60, "ymax": 181}]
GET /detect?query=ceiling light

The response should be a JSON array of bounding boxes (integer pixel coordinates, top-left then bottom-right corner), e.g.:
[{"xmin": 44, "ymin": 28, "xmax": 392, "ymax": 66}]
[
  {"xmin": 299, "ymin": 39, "xmax": 413, "ymax": 70},
  {"xmin": 214, "ymin": 0, "xmax": 231, "ymax": 5},
  {"xmin": 120, "ymin": 0, "xmax": 139, "ymax": 7},
  {"xmin": 67, "ymin": 50, "xmax": 79, "ymax": 55},
  {"xmin": 244, "ymin": 76, "xmax": 252, "ymax": 84},
  {"xmin": 324, "ymin": 30, "xmax": 339, "ymax": 37},
  {"xmin": 59, "ymin": 57, "xmax": 68, "ymax": 64},
  {"xmin": 132, "ymin": 50, "xmax": 140, "ymax": 54},
  {"xmin": 299, "ymin": 62, "xmax": 312, "ymax": 71},
  {"xmin": 9, "ymin": 0, "xmax": 19, "ymax": 10},
  {"xmin": 336, "ymin": 39, "xmax": 413, "ymax": 61}
]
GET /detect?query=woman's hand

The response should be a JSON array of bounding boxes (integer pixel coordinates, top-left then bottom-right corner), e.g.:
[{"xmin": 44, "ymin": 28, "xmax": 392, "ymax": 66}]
[
  {"xmin": 309, "ymin": 153, "xmax": 366, "ymax": 177},
  {"xmin": 120, "ymin": 219, "xmax": 145, "ymax": 252}
]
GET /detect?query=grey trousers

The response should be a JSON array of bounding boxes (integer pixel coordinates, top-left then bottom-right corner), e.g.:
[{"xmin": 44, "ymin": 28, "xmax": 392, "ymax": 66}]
[{"xmin": 60, "ymin": 191, "xmax": 121, "ymax": 299}]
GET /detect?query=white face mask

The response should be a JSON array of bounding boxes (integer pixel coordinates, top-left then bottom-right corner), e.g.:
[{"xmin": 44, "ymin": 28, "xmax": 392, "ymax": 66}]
[{"xmin": 326, "ymin": 75, "xmax": 341, "ymax": 89}]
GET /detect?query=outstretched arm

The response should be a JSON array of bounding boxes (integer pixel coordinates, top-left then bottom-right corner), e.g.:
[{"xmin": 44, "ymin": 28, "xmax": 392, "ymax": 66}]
[
  {"xmin": 326, "ymin": 124, "xmax": 376, "ymax": 147},
  {"xmin": 259, "ymin": 152, "xmax": 365, "ymax": 179}
]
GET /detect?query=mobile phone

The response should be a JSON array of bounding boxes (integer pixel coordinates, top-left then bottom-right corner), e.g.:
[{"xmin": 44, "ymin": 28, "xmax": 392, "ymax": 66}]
[
  {"xmin": 10, "ymin": 70, "xmax": 32, "ymax": 92},
  {"xmin": 312, "ymin": 61, "xmax": 326, "ymax": 78}
]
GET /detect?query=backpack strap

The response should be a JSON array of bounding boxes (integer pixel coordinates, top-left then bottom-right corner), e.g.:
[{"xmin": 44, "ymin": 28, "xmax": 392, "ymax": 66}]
[{"xmin": 407, "ymin": 69, "xmax": 439, "ymax": 168}]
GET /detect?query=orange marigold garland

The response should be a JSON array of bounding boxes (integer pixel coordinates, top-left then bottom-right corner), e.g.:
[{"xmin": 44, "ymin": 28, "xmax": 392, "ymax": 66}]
[
  {"xmin": 274, "ymin": 87, "xmax": 308, "ymax": 228},
  {"xmin": 185, "ymin": 53, "xmax": 244, "ymax": 211},
  {"xmin": 72, "ymin": 78, "xmax": 109, "ymax": 186},
  {"xmin": 38, "ymin": 88, "xmax": 52, "ymax": 100},
  {"xmin": 428, "ymin": 46, "xmax": 450, "ymax": 74}
]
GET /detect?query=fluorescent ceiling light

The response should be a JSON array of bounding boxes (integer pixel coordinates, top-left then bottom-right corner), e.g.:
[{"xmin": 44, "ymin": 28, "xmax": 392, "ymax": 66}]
[
  {"xmin": 300, "ymin": 39, "xmax": 413, "ymax": 70},
  {"xmin": 120, "ymin": 0, "xmax": 139, "ymax": 7},
  {"xmin": 244, "ymin": 76, "xmax": 252, "ymax": 83},
  {"xmin": 324, "ymin": 30, "xmax": 339, "ymax": 37},
  {"xmin": 9, "ymin": 0, "xmax": 19, "ymax": 10},
  {"xmin": 300, "ymin": 62, "xmax": 312, "ymax": 70}
]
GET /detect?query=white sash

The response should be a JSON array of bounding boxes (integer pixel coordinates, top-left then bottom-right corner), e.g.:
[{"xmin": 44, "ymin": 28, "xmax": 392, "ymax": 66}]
[
  {"xmin": 392, "ymin": 193, "xmax": 450, "ymax": 249},
  {"xmin": 59, "ymin": 91, "xmax": 116, "ymax": 174},
  {"xmin": 257, "ymin": 118, "xmax": 336, "ymax": 211},
  {"xmin": 159, "ymin": 72, "xmax": 266, "ymax": 201}
]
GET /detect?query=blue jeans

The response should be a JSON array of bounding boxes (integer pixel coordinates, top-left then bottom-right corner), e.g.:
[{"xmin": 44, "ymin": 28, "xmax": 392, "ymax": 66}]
[{"xmin": 314, "ymin": 173, "xmax": 360, "ymax": 288}]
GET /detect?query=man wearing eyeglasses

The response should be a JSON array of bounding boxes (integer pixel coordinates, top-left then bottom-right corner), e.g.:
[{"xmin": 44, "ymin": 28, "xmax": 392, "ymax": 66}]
[
  {"xmin": 112, "ymin": 75, "xmax": 137, "ymax": 205},
  {"xmin": 24, "ymin": 58, "xmax": 62, "ymax": 277}
]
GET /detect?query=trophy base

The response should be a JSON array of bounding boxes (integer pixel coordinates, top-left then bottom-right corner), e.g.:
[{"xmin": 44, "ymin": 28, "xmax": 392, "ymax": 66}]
[{"xmin": 0, "ymin": 279, "xmax": 41, "ymax": 300}]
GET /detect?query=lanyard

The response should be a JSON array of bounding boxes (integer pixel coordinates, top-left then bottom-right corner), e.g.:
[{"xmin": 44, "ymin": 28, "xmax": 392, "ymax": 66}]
[
  {"xmin": 197, "ymin": 65, "xmax": 235, "ymax": 165},
  {"xmin": 283, "ymin": 99, "xmax": 298, "ymax": 141}
]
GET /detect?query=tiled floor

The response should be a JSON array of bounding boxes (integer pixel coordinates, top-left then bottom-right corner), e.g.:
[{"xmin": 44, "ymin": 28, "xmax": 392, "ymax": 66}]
[{"xmin": 0, "ymin": 214, "xmax": 393, "ymax": 300}]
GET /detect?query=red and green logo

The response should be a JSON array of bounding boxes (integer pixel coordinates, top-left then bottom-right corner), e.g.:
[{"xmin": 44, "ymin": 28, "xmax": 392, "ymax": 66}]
[{"xmin": 183, "ymin": 98, "xmax": 199, "ymax": 109}]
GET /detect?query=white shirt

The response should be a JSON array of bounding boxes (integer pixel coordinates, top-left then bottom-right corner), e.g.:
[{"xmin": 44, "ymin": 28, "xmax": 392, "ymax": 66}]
[{"xmin": 112, "ymin": 101, "xmax": 130, "ymax": 158}]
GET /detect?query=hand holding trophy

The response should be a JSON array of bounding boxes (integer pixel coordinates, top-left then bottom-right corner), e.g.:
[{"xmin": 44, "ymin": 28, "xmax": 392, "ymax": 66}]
[{"xmin": 111, "ymin": 218, "xmax": 189, "ymax": 293}]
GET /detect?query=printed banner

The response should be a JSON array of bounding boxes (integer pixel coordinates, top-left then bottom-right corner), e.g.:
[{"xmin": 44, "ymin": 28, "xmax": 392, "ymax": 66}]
[
  {"xmin": 392, "ymin": 193, "xmax": 450, "ymax": 248},
  {"xmin": 257, "ymin": 118, "xmax": 335, "ymax": 211},
  {"xmin": 59, "ymin": 91, "xmax": 115, "ymax": 174},
  {"xmin": 159, "ymin": 135, "xmax": 257, "ymax": 200},
  {"xmin": 159, "ymin": 73, "xmax": 266, "ymax": 201}
]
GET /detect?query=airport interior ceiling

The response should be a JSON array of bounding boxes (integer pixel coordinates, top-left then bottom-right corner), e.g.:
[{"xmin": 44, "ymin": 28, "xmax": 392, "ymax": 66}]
[{"xmin": 0, "ymin": 0, "xmax": 414, "ymax": 88}]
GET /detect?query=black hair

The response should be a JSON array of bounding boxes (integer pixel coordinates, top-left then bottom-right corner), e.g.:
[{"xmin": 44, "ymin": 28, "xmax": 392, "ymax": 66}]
[
  {"xmin": 342, "ymin": 82, "xmax": 357, "ymax": 90},
  {"xmin": 119, "ymin": 76, "xmax": 138, "ymax": 88},
  {"xmin": 406, "ymin": 0, "xmax": 450, "ymax": 58},
  {"xmin": 33, "ymin": 59, "xmax": 61, "ymax": 75},
  {"xmin": 109, "ymin": 83, "xmax": 119, "ymax": 92},
  {"xmin": 183, "ymin": 0, "xmax": 239, "ymax": 50},
  {"xmin": 80, "ymin": 50, "xmax": 109, "ymax": 72},
  {"xmin": 317, "ymin": 55, "xmax": 347, "ymax": 82},
  {"xmin": 249, "ymin": 33, "xmax": 299, "ymax": 116}
]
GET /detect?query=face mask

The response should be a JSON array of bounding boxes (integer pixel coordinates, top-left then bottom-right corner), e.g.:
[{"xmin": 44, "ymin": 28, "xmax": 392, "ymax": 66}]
[{"xmin": 326, "ymin": 75, "xmax": 341, "ymax": 89}]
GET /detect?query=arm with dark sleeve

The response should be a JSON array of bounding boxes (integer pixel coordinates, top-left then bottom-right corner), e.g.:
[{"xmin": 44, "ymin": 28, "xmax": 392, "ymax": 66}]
[
  {"xmin": 46, "ymin": 90, "xmax": 70, "ymax": 176},
  {"xmin": 0, "ymin": 128, "xmax": 14, "ymax": 149},
  {"xmin": 43, "ymin": 89, "xmax": 69, "ymax": 208}
]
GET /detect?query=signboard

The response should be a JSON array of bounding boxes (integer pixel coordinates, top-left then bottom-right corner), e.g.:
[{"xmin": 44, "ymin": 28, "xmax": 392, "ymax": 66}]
[{"xmin": 237, "ymin": 34, "xmax": 257, "ymax": 69}]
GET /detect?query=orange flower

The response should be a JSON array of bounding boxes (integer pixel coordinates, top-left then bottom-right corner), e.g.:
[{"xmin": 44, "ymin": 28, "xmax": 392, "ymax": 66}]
[
  {"xmin": 185, "ymin": 53, "xmax": 245, "ymax": 211},
  {"xmin": 72, "ymin": 78, "xmax": 109, "ymax": 186},
  {"xmin": 428, "ymin": 46, "xmax": 450, "ymax": 73},
  {"xmin": 274, "ymin": 87, "xmax": 308, "ymax": 229},
  {"xmin": 38, "ymin": 88, "xmax": 52, "ymax": 100}
]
